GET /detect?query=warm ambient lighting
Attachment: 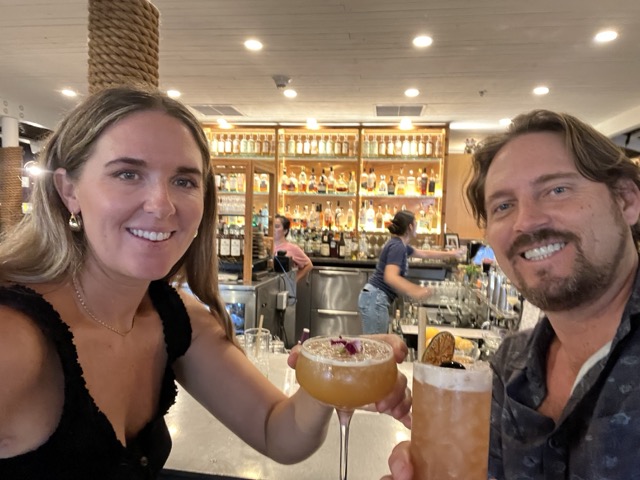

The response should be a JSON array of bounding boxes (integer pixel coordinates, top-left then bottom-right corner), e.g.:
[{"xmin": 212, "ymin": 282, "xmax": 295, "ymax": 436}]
[
  {"xmin": 412, "ymin": 35, "xmax": 433, "ymax": 48},
  {"xmin": 283, "ymin": 88, "xmax": 297, "ymax": 98},
  {"xmin": 23, "ymin": 160, "xmax": 43, "ymax": 176},
  {"xmin": 533, "ymin": 86, "xmax": 550, "ymax": 96},
  {"xmin": 404, "ymin": 88, "xmax": 420, "ymax": 98},
  {"xmin": 594, "ymin": 30, "xmax": 618, "ymax": 43},
  {"xmin": 167, "ymin": 89, "xmax": 181, "ymax": 98},
  {"xmin": 399, "ymin": 118, "xmax": 413, "ymax": 130},
  {"xmin": 499, "ymin": 118, "xmax": 512, "ymax": 126},
  {"xmin": 244, "ymin": 39, "xmax": 263, "ymax": 51},
  {"xmin": 61, "ymin": 89, "xmax": 77, "ymax": 97},
  {"xmin": 217, "ymin": 118, "xmax": 231, "ymax": 129},
  {"xmin": 306, "ymin": 118, "xmax": 319, "ymax": 129}
]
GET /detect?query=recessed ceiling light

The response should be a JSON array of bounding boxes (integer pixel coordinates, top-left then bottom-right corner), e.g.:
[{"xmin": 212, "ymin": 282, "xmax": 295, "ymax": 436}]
[
  {"xmin": 533, "ymin": 86, "xmax": 550, "ymax": 96},
  {"xmin": 594, "ymin": 30, "xmax": 618, "ymax": 43},
  {"xmin": 217, "ymin": 119, "xmax": 231, "ymax": 129},
  {"xmin": 399, "ymin": 118, "xmax": 413, "ymax": 130},
  {"xmin": 404, "ymin": 88, "xmax": 420, "ymax": 98},
  {"xmin": 283, "ymin": 88, "xmax": 297, "ymax": 98},
  {"xmin": 306, "ymin": 118, "xmax": 319, "ymax": 129},
  {"xmin": 499, "ymin": 118, "xmax": 512, "ymax": 126},
  {"xmin": 413, "ymin": 35, "xmax": 433, "ymax": 48},
  {"xmin": 244, "ymin": 39, "xmax": 263, "ymax": 51},
  {"xmin": 167, "ymin": 89, "xmax": 181, "ymax": 98},
  {"xmin": 61, "ymin": 89, "xmax": 77, "ymax": 97}
]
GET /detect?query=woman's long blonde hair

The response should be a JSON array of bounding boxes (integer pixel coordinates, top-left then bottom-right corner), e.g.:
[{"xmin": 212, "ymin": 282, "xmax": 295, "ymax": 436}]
[{"xmin": 0, "ymin": 86, "xmax": 234, "ymax": 340}]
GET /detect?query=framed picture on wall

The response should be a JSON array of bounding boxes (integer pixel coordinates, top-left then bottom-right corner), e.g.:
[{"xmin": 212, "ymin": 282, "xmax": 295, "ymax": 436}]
[{"xmin": 444, "ymin": 233, "xmax": 460, "ymax": 249}]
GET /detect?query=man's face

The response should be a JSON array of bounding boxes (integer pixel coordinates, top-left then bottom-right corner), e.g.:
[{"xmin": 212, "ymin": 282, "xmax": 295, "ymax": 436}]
[{"xmin": 484, "ymin": 132, "xmax": 633, "ymax": 311}]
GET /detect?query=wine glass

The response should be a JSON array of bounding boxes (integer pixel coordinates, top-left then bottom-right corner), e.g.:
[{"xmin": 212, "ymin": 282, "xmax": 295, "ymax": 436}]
[{"xmin": 296, "ymin": 336, "xmax": 397, "ymax": 479}]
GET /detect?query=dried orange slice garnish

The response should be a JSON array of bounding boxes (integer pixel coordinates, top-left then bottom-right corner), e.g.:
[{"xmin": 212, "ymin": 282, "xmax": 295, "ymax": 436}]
[{"xmin": 421, "ymin": 331, "xmax": 456, "ymax": 365}]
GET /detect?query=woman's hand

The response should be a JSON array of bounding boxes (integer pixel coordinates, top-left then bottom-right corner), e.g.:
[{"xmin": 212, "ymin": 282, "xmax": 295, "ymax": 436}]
[{"xmin": 380, "ymin": 441, "xmax": 413, "ymax": 480}]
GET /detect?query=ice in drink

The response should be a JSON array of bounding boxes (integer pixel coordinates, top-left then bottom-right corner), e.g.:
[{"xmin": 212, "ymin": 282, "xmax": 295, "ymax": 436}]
[
  {"xmin": 296, "ymin": 336, "xmax": 397, "ymax": 409},
  {"xmin": 411, "ymin": 362, "xmax": 492, "ymax": 480}
]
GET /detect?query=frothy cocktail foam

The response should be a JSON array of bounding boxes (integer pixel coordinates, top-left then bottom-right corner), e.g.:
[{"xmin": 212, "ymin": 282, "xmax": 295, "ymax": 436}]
[
  {"xmin": 301, "ymin": 337, "xmax": 392, "ymax": 366},
  {"xmin": 413, "ymin": 361, "xmax": 492, "ymax": 392}
]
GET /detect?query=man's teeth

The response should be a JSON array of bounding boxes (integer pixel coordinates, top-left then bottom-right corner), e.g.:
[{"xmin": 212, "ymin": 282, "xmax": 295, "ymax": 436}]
[
  {"xmin": 523, "ymin": 242, "xmax": 565, "ymax": 260},
  {"xmin": 130, "ymin": 229, "xmax": 171, "ymax": 241}
]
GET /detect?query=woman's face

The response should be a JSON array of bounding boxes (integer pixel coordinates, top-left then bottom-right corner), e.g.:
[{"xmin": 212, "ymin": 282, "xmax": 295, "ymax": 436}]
[
  {"xmin": 56, "ymin": 110, "xmax": 204, "ymax": 282},
  {"xmin": 273, "ymin": 217, "xmax": 286, "ymax": 243}
]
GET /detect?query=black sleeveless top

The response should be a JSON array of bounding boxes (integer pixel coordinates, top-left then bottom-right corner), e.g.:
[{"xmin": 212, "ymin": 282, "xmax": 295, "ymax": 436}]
[{"xmin": 0, "ymin": 281, "xmax": 193, "ymax": 480}]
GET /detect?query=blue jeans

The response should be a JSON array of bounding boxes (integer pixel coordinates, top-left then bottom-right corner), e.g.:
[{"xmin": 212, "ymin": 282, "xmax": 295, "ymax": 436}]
[{"xmin": 358, "ymin": 284, "xmax": 391, "ymax": 334}]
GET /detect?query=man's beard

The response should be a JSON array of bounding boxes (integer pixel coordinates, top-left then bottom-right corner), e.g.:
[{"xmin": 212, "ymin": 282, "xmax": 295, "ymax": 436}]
[{"xmin": 507, "ymin": 222, "xmax": 627, "ymax": 312}]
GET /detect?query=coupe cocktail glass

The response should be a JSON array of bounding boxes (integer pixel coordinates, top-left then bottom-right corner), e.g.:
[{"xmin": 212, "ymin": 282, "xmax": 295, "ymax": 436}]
[{"xmin": 296, "ymin": 336, "xmax": 397, "ymax": 480}]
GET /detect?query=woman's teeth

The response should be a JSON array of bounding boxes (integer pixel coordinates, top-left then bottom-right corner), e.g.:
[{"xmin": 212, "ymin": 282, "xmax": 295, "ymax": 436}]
[
  {"xmin": 523, "ymin": 242, "xmax": 566, "ymax": 261},
  {"xmin": 129, "ymin": 229, "xmax": 171, "ymax": 241}
]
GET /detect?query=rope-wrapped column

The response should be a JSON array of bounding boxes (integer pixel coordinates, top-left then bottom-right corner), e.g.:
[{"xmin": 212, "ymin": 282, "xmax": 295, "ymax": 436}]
[
  {"xmin": 0, "ymin": 147, "xmax": 24, "ymax": 232},
  {"xmin": 88, "ymin": 0, "xmax": 160, "ymax": 94}
]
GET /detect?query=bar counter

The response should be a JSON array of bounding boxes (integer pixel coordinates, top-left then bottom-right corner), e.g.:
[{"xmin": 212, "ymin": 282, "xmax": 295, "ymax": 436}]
[{"xmin": 164, "ymin": 354, "xmax": 413, "ymax": 480}]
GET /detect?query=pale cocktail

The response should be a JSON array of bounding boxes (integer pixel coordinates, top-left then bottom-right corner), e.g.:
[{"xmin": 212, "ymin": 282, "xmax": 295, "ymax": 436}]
[
  {"xmin": 411, "ymin": 361, "xmax": 492, "ymax": 480},
  {"xmin": 296, "ymin": 336, "xmax": 397, "ymax": 479}
]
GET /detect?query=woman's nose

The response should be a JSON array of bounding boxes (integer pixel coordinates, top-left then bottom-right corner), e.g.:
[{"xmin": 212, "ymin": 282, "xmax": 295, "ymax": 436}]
[{"xmin": 144, "ymin": 183, "xmax": 176, "ymax": 217}]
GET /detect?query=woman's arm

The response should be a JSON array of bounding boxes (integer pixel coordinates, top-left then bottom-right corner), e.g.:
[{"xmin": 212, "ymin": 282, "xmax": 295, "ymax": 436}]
[
  {"xmin": 411, "ymin": 247, "xmax": 464, "ymax": 261},
  {"xmin": 383, "ymin": 264, "xmax": 432, "ymax": 301},
  {"xmin": 296, "ymin": 261, "xmax": 313, "ymax": 283}
]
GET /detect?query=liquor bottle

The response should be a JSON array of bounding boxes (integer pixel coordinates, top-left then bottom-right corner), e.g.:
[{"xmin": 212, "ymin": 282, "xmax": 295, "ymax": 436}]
[
  {"xmin": 365, "ymin": 200, "xmax": 376, "ymax": 231},
  {"xmin": 396, "ymin": 168, "xmax": 406, "ymax": 195},
  {"xmin": 254, "ymin": 134, "xmax": 262, "ymax": 155},
  {"xmin": 292, "ymin": 205, "xmax": 301, "ymax": 229},
  {"xmin": 299, "ymin": 166, "xmax": 308, "ymax": 193},
  {"xmin": 426, "ymin": 135, "xmax": 434, "ymax": 156},
  {"xmin": 263, "ymin": 134, "xmax": 271, "ymax": 155},
  {"xmin": 428, "ymin": 169, "xmax": 436, "ymax": 195},
  {"xmin": 210, "ymin": 134, "xmax": 219, "ymax": 155},
  {"xmin": 418, "ymin": 135, "xmax": 426, "ymax": 156},
  {"xmin": 317, "ymin": 169, "xmax": 327, "ymax": 194},
  {"xmin": 259, "ymin": 173, "xmax": 268, "ymax": 193},
  {"xmin": 327, "ymin": 167, "xmax": 336, "ymax": 194},
  {"xmin": 309, "ymin": 203, "xmax": 319, "ymax": 229},
  {"xmin": 320, "ymin": 229, "xmax": 331, "ymax": 257},
  {"xmin": 383, "ymin": 204, "xmax": 392, "ymax": 228},
  {"xmin": 301, "ymin": 205, "xmax": 310, "ymax": 229},
  {"xmin": 232, "ymin": 135, "xmax": 240, "ymax": 154},
  {"xmin": 253, "ymin": 173, "xmax": 260, "ymax": 193},
  {"xmin": 420, "ymin": 168, "xmax": 428, "ymax": 195},
  {"xmin": 434, "ymin": 172, "xmax": 443, "ymax": 197},
  {"xmin": 362, "ymin": 135, "xmax": 370, "ymax": 158},
  {"xmin": 406, "ymin": 170, "xmax": 416, "ymax": 196},
  {"xmin": 401, "ymin": 136, "xmax": 410, "ymax": 156},
  {"xmin": 342, "ymin": 135, "xmax": 350, "ymax": 156},
  {"xmin": 375, "ymin": 206, "xmax": 384, "ymax": 231},
  {"xmin": 303, "ymin": 135, "xmax": 311, "ymax": 155},
  {"xmin": 326, "ymin": 135, "xmax": 334, "ymax": 156},
  {"xmin": 333, "ymin": 135, "xmax": 341, "ymax": 156},
  {"xmin": 219, "ymin": 224, "xmax": 231, "ymax": 257},
  {"xmin": 308, "ymin": 168, "xmax": 317, "ymax": 193},
  {"xmin": 425, "ymin": 205, "xmax": 435, "ymax": 233},
  {"xmin": 334, "ymin": 201, "xmax": 343, "ymax": 229},
  {"xmin": 288, "ymin": 170, "xmax": 298, "ymax": 192},
  {"xmin": 296, "ymin": 135, "xmax": 304, "ymax": 155},
  {"xmin": 417, "ymin": 203, "xmax": 427, "ymax": 231},
  {"xmin": 377, "ymin": 174, "xmax": 388, "ymax": 195},
  {"xmin": 370, "ymin": 135, "xmax": 378, "ymax": 157},
  {"xmin": 230, "ymin": 225, "xmax": 241, "ymax": 258},
  {"xmin": 229, "ymin": 173, "xmax": 238, "ymax": 192},
  {"xmin": 310, "ymin": 135, "xmax": 319, "ymax": 155},
  {"xmin": 248, "ymin": 134, "xmax": 256, "ymax": 154},
  {"xmin": 367, "ymin": 167, "xmax": 377, "ymax": 193},
  {"xmin": 324, "ymin": 201, "xmax": 334, "ymax": 230},
  {"xmin": 348, "ymin": 171, "xmax": 357, "ymax": 194},
  {"xmin": 434, "ymin": 135, "xmax": 443, "ymax": 157},
  {"xmin": 335, "ymin": 173, "xmax": 348, "ymax": 193},
  {"xmin": 359, "ymin": 200, "xmax": 367, "ymax": 229},
  {"xmin": 278, "ymin": 134, "xmax": 286, "ymax": 155},
  {"xmin": 346, "ymin": 200, "xmax": 355, "ymax": 231},
  {"xmin": 224, "ymin": 134, "xmax": 232, "ymax": 154},
  {"xmin": 240, "ymin": 134, "xmax": 248, "ymax": 154},
  {"xmin": 287, "ymin": 135, "xmax": 296, "ymax": 155},
  {"xmin": 379, "ymin": 135, "xmax": 387, "ymax": 156},
  {"xmin": 329, "ymin": 231, "xmax": 339, "ymax": 257},
  {"xmin": 338, "ymin": 231, "xmax": 348, "ymax": 258},
  {"xmin": 387, "ymin": 136, "xmax": 395, "ymax": 156},
  {"xmin": 280, "ymin": 168, "xmax": 289, "ymax": 193},
  {"xmin": 395, "ymin": 136, "xmax": 403, "ymax": 156},
  {"xmin": 387, "ymin": 175, "xmax": 396, "ymax": 195},
  {"xmin": 410, "ymin": 135, "xmax": 418, "ymax": 156},
  {"xmin": 360, "ymin": 168, "xmax": 368, "ymax": 194},
  {"xmin": 318, "ymin": 134, "xmax": 326, "ymax": 155}
]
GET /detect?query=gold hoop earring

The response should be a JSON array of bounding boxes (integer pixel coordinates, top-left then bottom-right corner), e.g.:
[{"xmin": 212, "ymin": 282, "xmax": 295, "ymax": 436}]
[{"xmin": 69, "ymin": 212, "xmax": 83, "ymax": 232}]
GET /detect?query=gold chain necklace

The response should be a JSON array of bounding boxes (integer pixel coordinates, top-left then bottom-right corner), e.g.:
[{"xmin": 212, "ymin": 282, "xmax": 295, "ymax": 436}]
[{"xmin": 72, "ymin": 276, "xmax": 134, "ymax": 337}]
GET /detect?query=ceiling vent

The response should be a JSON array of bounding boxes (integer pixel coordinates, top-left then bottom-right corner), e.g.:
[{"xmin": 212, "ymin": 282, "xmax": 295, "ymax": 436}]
[
  {"xmin": 375, "ymin": 105, "xmax": 425, "ymax": 117},
  {"xmin": 190, "ymin": 104, "xmax": 244, "ymax": 116}
]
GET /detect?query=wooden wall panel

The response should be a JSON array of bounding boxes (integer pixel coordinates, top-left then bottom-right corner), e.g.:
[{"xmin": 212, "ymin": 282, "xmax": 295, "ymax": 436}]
[{"xmin": 443, "ymin": 153, "xmax": 484, "ymax": 241}]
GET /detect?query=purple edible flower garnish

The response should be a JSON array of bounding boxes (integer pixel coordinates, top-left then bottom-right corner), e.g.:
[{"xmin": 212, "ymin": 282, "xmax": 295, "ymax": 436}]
[{"xmin": 330, "ymin": 336, "xmax": 362, "ymax": 355}]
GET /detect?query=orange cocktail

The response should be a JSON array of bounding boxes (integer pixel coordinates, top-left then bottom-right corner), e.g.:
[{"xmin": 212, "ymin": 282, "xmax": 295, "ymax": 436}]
[
  {"xmin": 411, "ymin": 361, "xmax": 492, "ymax": 480},
  {"xmin": 296, "ymin": 336, "xmax": 397, "ymax": 480},
  {"xmin": 296, "ymin": 336, "xmax": 397, "ymax": 409}
]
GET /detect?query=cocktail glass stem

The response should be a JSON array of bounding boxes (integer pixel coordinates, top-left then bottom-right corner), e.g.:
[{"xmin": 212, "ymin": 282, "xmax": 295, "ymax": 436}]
[{"xmin": 336, "ymin": 408, "xmax": 354, "ymax": 480}]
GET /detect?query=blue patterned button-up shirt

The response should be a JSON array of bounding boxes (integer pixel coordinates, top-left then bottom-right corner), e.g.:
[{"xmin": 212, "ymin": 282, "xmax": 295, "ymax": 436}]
[{"xmin": 489, "ymin": 266, "xmax": 640, "ymax": 480}]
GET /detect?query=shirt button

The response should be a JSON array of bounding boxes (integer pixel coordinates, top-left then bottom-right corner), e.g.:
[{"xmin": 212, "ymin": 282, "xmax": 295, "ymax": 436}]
[
  {"xmin": 140, "ymin": 456, "xmax": 149, "ymax": 467},
  {"xmin": 548, "ymin": 437, "xmax": 559, "ymax": 449}
]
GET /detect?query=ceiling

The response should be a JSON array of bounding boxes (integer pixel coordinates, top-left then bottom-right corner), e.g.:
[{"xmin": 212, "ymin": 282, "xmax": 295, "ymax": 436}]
[{"xmin": 1, "ymin": 0, "xmax": 640, "ymax": 153}]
